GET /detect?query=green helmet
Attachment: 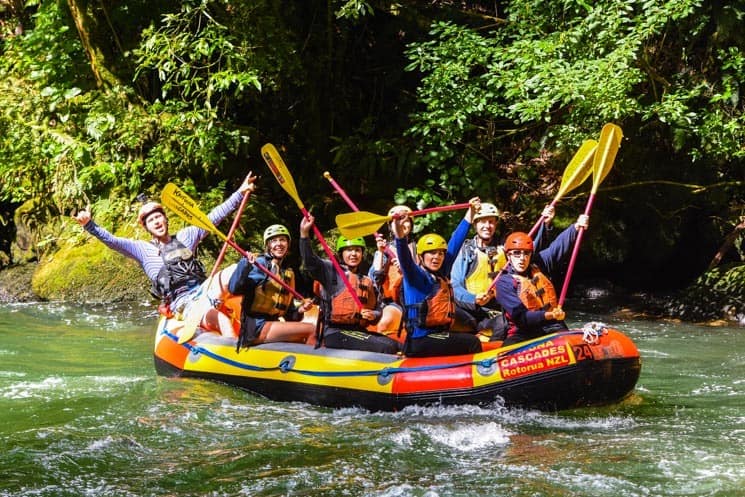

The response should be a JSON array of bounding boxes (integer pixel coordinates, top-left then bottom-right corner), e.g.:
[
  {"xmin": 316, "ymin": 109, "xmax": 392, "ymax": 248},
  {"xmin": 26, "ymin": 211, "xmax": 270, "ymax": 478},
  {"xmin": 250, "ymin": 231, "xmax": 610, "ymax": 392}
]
[
  {"xmin": 263, "ymin": 224, "xmax": 291, "ymax": 245},
  {"xmin": 336, "ymin": 236, "xmax": 366, "ymax": 252}
]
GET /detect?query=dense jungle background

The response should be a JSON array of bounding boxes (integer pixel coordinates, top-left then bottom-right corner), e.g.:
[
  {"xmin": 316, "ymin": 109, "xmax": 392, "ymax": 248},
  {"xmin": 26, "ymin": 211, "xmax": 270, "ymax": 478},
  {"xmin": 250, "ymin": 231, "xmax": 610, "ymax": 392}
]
[{"xmin": 0, "ymin": 0, "xmax": 743, "ymax": 322}]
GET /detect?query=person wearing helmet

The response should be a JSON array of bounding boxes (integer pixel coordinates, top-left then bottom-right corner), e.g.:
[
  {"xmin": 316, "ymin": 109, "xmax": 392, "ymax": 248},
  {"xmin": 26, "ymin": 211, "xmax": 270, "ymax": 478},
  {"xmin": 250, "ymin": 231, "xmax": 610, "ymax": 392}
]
[
  {"xmin": 299, "ymin": 214, "xmax": 399, "ymax": 354},
  {"xmin": 390, "ymin": 197, "xmax": 483, "ymax": 357},
  {"xmin": 369, "ymin": 205, "xmax": 416, "ymax": 340},
  {"xmin": 495, "ymin": 213, "xmax": 589, "ymax": 346},
  {"xmin": 450, "ymin": 203, "xmax": 556, "ymax": 341},
  {"xmin": 227, "ymin": 224, "xmax": 315, "ymax": 348},
  {"xmin": 72, "ymin": 173, "xmax": 257, "ymax": 337}
]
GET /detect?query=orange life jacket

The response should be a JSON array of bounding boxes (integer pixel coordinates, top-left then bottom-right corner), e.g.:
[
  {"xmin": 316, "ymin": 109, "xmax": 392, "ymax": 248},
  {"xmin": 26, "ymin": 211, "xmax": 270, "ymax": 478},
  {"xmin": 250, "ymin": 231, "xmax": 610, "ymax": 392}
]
[
  {"xmin": 511, "ymin": 265, "xmax": 558, "ymax": 312},
  {"xmin": 407, "ymin": 274, "xmax": 455, "ymax": 336},
  {"xmin": 382, "ymin": 260, "xmax": 403, "ymax": 302},
  {"xmin": 317, "ymin": 272, "xmax": 376, "ymax": 326}
]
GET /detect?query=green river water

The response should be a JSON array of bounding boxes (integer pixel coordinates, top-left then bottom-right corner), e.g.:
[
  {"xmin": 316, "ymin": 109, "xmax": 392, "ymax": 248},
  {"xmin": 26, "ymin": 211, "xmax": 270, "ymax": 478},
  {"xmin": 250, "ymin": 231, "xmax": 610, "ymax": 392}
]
[{"xmin": 1, "ymin": 301, "xmax": 744, "ymax": 497}]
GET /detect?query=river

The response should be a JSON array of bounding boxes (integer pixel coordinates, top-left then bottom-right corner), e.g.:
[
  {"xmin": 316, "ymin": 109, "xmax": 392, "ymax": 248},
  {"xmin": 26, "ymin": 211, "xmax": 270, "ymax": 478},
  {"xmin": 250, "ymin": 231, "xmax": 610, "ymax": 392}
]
[{"xmin": 1, "ymin": 301, "xmax": 743, "ymax": 497}]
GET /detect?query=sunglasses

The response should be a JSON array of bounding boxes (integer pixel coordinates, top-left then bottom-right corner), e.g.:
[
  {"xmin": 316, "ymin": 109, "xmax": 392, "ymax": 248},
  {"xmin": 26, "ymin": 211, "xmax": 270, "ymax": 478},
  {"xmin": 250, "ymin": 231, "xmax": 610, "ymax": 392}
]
[{"xmin": 509, "ymin": 250, "xmax": 532, "ymax": 258}]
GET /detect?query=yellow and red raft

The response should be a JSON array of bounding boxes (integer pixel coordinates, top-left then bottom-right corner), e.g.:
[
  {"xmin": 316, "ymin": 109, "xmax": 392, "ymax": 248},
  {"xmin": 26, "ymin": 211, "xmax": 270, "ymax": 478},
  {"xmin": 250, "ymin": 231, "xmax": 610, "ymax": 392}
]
[{"xmin": 153, "ymin": 318, "xmax": 641, "ymax": 412}]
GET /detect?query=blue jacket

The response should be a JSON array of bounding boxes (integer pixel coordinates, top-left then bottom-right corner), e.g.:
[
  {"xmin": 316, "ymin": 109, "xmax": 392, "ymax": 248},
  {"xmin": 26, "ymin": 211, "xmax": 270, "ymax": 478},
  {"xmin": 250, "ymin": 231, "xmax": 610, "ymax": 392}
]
[
  {"xmin": 495, "ymin": 224, "xmax": 579, "ymax": 336},
  {"xmin": 395, "ymin": 218, "xmax": 471, "ymax": 339},
  {"xmin": 451, "ymin": 223, "xmax": 551, "ymax": 311}
]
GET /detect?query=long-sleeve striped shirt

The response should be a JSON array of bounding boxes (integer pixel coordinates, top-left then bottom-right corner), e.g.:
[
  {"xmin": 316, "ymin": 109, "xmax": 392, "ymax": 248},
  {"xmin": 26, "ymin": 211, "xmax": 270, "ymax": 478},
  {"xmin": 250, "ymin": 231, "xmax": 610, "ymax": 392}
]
[{"xmin": 83, "ymin": 190, "xmax": 243, "ymax": 285}]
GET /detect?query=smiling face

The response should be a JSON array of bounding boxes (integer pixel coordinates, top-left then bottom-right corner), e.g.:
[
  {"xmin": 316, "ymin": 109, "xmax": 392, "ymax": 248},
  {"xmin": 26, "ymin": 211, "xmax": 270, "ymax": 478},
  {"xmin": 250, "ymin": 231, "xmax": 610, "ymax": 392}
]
[
  {"xmin": 474, "ymin": 216, "xmax": 497, "ymax": 243},
  {"xmin": 144, "ymin": 211, "xmax": 169, "ymax": 241},
  {"xmin": 266, "ymin": 235, "xmax": 290, "ymax": 260},
  {"xmin": 340, "ymin": 246, "xmax": 363, "ymax": 269},
  {"xmin": 421, "ymin": 249, "xmax": 446, "ymax": 272}
]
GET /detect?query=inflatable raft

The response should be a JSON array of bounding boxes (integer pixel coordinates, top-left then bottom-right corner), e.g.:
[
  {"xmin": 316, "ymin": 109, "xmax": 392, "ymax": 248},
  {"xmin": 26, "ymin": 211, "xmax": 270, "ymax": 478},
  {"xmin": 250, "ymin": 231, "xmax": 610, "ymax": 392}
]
[{"xmin": 153, "ymin": 317, "xmax": 641, "ymax": 412}]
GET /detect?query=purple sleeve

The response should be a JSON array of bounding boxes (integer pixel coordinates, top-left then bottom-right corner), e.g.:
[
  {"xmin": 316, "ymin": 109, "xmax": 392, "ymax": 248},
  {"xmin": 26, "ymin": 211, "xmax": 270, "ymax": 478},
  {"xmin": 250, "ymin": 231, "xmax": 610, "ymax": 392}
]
[
  {"xmin": 84, "ymin": 221, "xmax": 161, "ymax": 281},
  {"xmin": 178, "ymin": 190, "xmax": 244, "ymax": 250}
]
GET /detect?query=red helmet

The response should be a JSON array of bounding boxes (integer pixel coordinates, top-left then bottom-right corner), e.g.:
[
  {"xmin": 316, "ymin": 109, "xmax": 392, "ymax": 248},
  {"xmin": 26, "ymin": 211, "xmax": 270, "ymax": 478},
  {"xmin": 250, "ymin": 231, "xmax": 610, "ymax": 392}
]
[
  {"xmin": 138, "ymin": 202, "xmax": 165, "ymax": 226},
  {"xmin": 504, "ymin": 232, "xmax": 534, "ymax": 252}
]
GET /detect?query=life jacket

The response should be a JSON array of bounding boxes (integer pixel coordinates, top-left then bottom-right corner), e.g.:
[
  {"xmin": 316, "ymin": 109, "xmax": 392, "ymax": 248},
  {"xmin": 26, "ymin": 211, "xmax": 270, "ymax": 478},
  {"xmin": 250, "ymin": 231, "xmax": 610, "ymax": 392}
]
[
  {"xmin": 381, "ymin": 256, "xmax": 403, "ymax": 302},
  {"xmin": 151, "ymin": 237, "xmax": 206, "ymax": 302},
  {"xmin": 318, "ymin": 271, "xmax": 375, "ymax": 327},
  {"xmin": 406, "ymin": 272, "xmax": 455, "ymax": 337},
  {"xmin": 379, "ymin": 242, "xmax": 414, "ymax": 303},
  {"xmin": 463, "ymin": 239, "xmax": 506, "ymax": 295},
  {"xmin": 246, "ymin": 255, "xmax": 295, "ymax": 318},
  {"xmin": 511, "ymin": 264, "xmax": 558, "ymax": 312}
]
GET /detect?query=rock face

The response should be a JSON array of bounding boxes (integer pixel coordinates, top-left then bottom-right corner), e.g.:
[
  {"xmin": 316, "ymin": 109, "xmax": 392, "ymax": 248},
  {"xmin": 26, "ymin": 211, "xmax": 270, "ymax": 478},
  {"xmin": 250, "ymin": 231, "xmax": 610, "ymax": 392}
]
[
  {"xmin": 664, "ymin": 263, "xmax": 745, "ymax": 324},
  {"xmin": 0, "ymin": 263, "xmax": 38, "ymax": 302}
]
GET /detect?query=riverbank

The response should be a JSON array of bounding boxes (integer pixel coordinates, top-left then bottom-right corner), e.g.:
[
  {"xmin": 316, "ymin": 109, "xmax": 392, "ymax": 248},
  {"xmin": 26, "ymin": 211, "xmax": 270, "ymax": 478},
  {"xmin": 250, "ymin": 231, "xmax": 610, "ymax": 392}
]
[{"xmin": 0, "ymin": 263, "xmax": 36, "ymax": 302}]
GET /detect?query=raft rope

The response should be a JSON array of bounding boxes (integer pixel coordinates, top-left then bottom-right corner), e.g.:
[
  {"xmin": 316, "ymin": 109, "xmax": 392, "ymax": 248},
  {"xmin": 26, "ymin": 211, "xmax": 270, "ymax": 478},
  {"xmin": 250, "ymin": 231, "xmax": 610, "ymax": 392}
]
[
  {"xmin": 580, "ymin": 322, "xmax": 608, "ymax": 344},
  {"xmin": 162, "ymin": 324, "xmax": 605, "ymax": 379},
  {"xmin": 164, "ymin": 328, "xmax": 497, "ymax": 378}
]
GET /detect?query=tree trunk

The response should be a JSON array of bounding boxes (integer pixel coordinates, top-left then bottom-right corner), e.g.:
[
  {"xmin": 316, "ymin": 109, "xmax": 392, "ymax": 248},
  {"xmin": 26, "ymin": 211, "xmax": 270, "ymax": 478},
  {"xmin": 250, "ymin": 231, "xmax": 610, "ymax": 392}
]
[
  {"xmin": 708, "ymin": 218, "xmax": 745, "ymax": 270},
  {"xmin": 65, "ymin": 0, "xmax": 122, "ymax": 88}
]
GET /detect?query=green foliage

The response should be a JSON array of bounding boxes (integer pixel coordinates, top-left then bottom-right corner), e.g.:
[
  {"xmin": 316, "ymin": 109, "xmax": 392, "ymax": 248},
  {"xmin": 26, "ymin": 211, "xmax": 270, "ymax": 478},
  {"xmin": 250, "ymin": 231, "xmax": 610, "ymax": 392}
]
[
  {"xmin": 2, "ymin": 0, "xmax": 745, "ymax": 299},
  {"xmin": 667, "ymin": 263, "xmax": 745, "ymax": 322},
  {"xmin": 335, "ymin": 0, "xmax": 374, "ymax": 20},
  {"xmin": 1, "ymin": 0, "xmax": 298, "ymax": 258},
  {"xmin": 395, "ymin": 0, "xmax": 745, "ymax": 271},
  {"xmin": 0, "ymin": 2, "xmax": 91, "ymax": 207},
  {"xmin": 133, "ymin": 0, "xmax": 263, "ymax": 112}
]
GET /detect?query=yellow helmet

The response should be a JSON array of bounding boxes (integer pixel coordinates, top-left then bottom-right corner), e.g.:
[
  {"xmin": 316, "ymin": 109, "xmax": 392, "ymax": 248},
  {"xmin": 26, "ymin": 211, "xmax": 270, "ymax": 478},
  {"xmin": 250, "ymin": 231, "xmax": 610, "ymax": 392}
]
[{"xmin": 416, "ymin": 233, "xmax": 447, "ymax": 255}]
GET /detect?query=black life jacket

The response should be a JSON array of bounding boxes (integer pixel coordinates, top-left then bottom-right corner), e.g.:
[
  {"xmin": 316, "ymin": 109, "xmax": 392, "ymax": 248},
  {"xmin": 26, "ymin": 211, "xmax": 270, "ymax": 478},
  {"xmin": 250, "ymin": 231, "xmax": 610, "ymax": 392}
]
[{"xmin": 151, "ymin": 237, "xmax": 206, "ymax": 302}]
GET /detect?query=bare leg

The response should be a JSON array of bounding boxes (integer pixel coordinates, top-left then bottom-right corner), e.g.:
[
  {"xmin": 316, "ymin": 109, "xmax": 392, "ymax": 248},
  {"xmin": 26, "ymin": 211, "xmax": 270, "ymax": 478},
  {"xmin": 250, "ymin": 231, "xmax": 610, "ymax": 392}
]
[
  {"xmin": 259, "ymin": 321, "xmax": 315, "ymax": 344},
  {"xmin": 377, "ymin": 305, "xmax": 402, "ymax": 335},
  {"xmin": 201, "ymin": 308, "xmax": 237, "ymax": 338}
]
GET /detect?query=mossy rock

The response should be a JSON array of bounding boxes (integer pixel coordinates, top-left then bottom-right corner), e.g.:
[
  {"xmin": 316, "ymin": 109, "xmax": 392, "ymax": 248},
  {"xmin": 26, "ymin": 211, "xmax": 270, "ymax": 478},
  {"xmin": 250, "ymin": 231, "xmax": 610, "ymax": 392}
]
[
  {"xmin": 32, "ymin": 236, "xmax": 152, "ymax": 303},
  {"xmin": 0, "ymin": 262, "xmax": 38, "ymax": 302},
  {"xmin": 665, "ymin": 263, "xmax": 745, "ymax": 323}
]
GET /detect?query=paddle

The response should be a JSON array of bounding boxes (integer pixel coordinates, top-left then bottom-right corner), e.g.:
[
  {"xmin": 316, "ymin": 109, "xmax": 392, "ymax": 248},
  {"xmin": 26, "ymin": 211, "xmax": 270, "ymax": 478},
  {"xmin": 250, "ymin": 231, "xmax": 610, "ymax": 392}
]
[
  {"xmin": 323, "ymin": 171, "xmax": 396, "ymax": 258},
  {"xmin": 161, "ymin": 183, "xmax": 305, "ymax": 301},
  {"xmin": 336, "ymin": 203, "xmax": 471, "ymax": 239},
  {"xmin": 209, "ymin": 179, "xmax": 252, "ymax": 280},
  {"xmin": 527, "ymin": 139, "xmax": 597, "ymax": 238},
  {"xmin": 558, "ymin": 123, "xmax": 623, "ymax": 307},
  {"xmin": 174, "ymin": 185, "xmax": 253, "ymax": 344},
  {"xmin": 261, "ymin": 144, "xmax": 364, "ymax": 310},
  {"xmin": 487, "ymin": 139, "xmax": 599, "ymax": 293}
]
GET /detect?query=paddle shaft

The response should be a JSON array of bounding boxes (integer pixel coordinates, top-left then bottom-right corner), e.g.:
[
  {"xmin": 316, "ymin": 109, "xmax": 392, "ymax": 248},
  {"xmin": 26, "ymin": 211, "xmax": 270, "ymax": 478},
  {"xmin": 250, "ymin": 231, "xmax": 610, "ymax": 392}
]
[
  {"xmin": 262, "ymin": 145, "xmax": 364, "ymax": 310},
  {"xmin": 219, "ymin": 234, "xmax": 305, "ymax": 301},
  {"xmin": 408, "ymin": 202, "xmax": 471, "ymax": 218},
  {"xmin": 527, "ymin": 201, "xmax": 555, "ymax": 239},
  {"xmin": 558, "ymin": 195, "xmax": 596, "ymax": 306},
  {"xmin": 208, "ymin": 189, "xmax": 251, "ymax": 279},
  {"xmin": 324, "ymin": 171, "xmax": 397, "ymax": 259},
  {"xmin": 558, "ymin": 123, "xmax": 622, "ymax": 306},
  {"xmin": 160, "ymin": 184, "xmax": 304, "ymax": 301}
]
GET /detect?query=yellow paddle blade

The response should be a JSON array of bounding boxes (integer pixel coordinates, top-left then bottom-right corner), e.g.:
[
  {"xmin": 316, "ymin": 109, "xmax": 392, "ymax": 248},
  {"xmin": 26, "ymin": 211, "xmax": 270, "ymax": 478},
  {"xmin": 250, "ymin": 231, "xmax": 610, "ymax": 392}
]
[
  {"xmin": 592, "ymin": 124, "xmax": 623, "ymax": 193},
  {"xmin": 161, "ymin": 183, "xmax": 224, "ymax": 241},
  {"xmin": 336, "ymin": 210, "xmax": 391, "ymax": 238},
  {"xmin": 261, "ymin": 143, "xmax": 305, "ymax": 211},
  {"xmin": 555, "ymin": 139, "xmax": 597, "ymax": 200}
]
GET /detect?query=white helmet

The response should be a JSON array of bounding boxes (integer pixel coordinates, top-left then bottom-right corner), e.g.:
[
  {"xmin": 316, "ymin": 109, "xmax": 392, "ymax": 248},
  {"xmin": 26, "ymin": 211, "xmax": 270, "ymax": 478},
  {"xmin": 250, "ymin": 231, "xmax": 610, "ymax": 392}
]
[{"xmin": 473, "ymin": 203, "xmax": 500, "ymax": 222}]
